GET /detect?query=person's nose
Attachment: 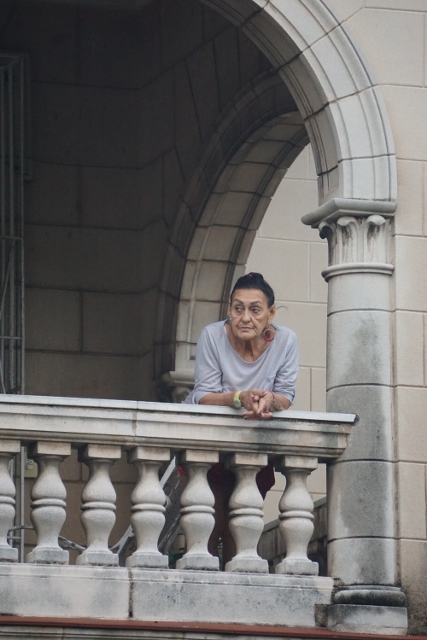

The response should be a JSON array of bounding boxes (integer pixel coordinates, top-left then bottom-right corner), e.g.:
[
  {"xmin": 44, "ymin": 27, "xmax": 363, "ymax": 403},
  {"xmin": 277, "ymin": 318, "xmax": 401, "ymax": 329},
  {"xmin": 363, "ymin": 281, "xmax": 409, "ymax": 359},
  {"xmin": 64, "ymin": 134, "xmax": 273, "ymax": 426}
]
[{"xmin": 242, "ymin": 308, "xmax": 251, "ymax": 323}]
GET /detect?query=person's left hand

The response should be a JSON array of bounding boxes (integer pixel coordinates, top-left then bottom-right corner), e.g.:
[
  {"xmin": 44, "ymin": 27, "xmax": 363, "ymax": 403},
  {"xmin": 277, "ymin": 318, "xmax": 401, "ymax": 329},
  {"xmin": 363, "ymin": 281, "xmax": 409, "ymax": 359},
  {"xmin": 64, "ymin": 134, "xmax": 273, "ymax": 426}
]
[
  {"xmin": 242, "ymin": 410, "xmax": 272, "ymax": 420},
  {"xmin": 242, "ymin": 390, "xmax": 274, "ymax": 420}
]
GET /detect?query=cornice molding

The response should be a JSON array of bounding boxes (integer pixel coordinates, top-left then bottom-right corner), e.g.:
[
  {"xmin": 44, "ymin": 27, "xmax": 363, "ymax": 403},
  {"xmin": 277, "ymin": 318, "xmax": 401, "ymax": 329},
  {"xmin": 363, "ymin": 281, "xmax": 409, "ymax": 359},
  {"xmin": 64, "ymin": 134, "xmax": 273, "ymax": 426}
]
[{"xmin": 302, "ymin": 198, "xmax": 396, "ymax": 228}]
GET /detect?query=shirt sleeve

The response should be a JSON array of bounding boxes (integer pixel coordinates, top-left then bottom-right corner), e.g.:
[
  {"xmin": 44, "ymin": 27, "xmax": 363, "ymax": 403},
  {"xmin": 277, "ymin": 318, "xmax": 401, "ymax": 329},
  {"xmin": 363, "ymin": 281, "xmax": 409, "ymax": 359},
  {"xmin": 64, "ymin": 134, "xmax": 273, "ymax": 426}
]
[
  {"xmin": 186, "ymin": 326, "xmax": 223, "ymax": 404},
  {"xmin": 273, "ymin": 330, "xmax": 299, "ymax": 403}
]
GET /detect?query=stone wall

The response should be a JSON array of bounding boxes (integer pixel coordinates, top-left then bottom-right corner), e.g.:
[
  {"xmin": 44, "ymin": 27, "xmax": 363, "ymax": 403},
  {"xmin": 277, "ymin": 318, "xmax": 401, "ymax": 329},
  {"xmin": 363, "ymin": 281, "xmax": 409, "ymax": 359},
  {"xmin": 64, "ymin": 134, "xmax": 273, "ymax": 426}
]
[{"xmin": 0, "ymin": 0, "xmax": 273, "ymax": 399}]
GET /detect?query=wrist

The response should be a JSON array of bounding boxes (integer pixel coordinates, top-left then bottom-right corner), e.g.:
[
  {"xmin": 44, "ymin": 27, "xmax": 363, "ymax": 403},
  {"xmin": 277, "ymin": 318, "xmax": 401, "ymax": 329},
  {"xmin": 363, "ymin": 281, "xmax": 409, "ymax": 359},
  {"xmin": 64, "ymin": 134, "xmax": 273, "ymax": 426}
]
[
  {"xmin": 233, "ymin": 390, "xmax": 243, "ymax": 409},
  {"xmin": 270, "ymin": 391, "xmax": 276, "ymax": 411}
]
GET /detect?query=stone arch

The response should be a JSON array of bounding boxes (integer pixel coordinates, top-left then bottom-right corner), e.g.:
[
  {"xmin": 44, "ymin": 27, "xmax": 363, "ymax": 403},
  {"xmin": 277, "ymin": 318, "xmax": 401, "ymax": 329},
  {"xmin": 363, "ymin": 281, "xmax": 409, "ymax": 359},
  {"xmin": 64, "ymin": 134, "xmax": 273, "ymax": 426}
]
[
  {"xmin": 158, "ymin": 3, "xmax": 406, "ymax": 621},
  {"xmin": 200, "ymin": 0, "xmax": 396, "ymax": 204},
  {"xmin": 158, "ymin": 0, "xmax": 397, "ymax": 391},
  {"xmin": 156, "ymin": 72, "xmax": 307, "ymax": 381},
  {"xmin": 173, "ymin": 112, "xmax": 309, "ymax": 380}
]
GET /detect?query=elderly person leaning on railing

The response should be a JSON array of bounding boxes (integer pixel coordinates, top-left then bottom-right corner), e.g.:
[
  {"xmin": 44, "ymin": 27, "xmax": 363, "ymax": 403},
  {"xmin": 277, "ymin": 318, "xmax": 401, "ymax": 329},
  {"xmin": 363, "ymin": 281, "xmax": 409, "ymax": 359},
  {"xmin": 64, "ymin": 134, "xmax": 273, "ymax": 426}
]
[{"xmin": 183, "ymin": 272, "xmax": 299, "ymax": 564}]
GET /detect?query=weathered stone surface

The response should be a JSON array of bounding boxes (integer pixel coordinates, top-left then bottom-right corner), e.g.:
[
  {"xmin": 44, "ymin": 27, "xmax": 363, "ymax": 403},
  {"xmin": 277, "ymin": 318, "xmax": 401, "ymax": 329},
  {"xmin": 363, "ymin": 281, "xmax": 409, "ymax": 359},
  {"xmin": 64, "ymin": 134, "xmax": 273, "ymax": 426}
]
[
  {"xmin": 328, "ymin": 460, "xmax": 394, "ymax": 539},
  {"xmin": 0, "ymin": 565, "xmax": 130, "ymax": 619},
  {"xmin": 327, "ymin": 310, "xmax": 392, "ymax": 388},
  {"xmin": 328, "ymin": 537, "xmax": 396, "ymax": 585},
  {"xmin": 327, "ymin": 385, "xmax": 393, "ymax": 461},
  {"xmin": 131, "ymin": 569, "xmax": 333, "ymax": 626},
  {"xmin": 327, "ymin": 272, "xmax": 392, "ymax": 313},
  {"xmin": 328, "ymin": 604, "xmax": 408, "ymax": 635}
]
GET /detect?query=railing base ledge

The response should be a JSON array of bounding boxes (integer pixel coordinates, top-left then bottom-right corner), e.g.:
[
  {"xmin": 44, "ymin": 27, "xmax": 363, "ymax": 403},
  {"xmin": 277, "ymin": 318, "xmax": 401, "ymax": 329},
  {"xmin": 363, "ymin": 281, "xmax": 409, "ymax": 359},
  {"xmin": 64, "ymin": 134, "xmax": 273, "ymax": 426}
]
[
  {"xmin": 328, "ymin": 605, "xmax": 408, "ymax": 636},
  {"xmin": 0, "ymin": 563, "xmax": 333, "ymax": 627}
]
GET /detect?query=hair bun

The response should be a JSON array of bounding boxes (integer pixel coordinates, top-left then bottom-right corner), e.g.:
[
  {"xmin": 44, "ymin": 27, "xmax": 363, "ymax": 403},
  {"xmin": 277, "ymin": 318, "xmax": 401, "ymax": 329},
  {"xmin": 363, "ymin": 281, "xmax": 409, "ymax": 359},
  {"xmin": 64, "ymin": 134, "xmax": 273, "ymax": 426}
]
[
  {"xmin": 231, "ymin": 272, "xmax": 275, "ymax": 307},
  {"xmin": 247, "ymin": 272, "xmax": 264, "ymax": 282}
]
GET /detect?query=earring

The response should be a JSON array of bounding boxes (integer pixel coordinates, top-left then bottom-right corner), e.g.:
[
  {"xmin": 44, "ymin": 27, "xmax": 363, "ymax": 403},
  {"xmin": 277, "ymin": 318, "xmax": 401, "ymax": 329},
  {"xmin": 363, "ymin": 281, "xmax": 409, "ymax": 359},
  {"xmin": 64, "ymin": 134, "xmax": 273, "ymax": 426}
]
[
  {"xmin": 263, "ymin": 325, "xmax": 274, "ymax": 342},
  {"xmin": 227, "ymin": 316, "xmax": 232, "ymax": 324}
]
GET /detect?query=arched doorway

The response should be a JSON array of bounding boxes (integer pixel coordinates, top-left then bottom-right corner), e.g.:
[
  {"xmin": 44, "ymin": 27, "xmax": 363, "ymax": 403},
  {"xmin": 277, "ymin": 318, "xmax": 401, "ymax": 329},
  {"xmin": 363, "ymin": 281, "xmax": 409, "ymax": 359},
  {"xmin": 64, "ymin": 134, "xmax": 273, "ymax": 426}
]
[
  {"xmin": 158, "ymin": 0, "xmax": 396, "ymax": 381},
  {"xmin": 160, "ymin": 0, "xmax": 404, "ymax": 630}
]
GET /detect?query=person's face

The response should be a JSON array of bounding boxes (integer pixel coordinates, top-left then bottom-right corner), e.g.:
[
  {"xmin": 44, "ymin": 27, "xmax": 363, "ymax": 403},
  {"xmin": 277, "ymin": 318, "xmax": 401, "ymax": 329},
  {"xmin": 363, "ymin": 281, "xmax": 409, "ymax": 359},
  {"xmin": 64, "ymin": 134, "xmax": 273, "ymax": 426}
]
[{"xmin": 228, "ymin": 288, "xmax": 275, "ymax": 342}]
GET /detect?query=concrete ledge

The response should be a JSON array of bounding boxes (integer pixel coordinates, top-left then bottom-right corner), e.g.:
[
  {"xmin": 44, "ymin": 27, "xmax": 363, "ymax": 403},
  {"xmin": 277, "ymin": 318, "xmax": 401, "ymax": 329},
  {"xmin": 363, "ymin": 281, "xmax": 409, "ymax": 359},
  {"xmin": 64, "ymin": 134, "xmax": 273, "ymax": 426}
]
[
  {"xmin": 0, "ymin": 564, "xmax": 334, "ymax": 627},
  {"xmin": 131, "ymin": 569, "xmax": 333, "ymax": 626},
  {"xmin": 328, "ymin": 604, "xmax": 408, "ymax": 636},
  {"xmin": 0, "ymin": 565, "xmax": 130, "ymax": 619}
]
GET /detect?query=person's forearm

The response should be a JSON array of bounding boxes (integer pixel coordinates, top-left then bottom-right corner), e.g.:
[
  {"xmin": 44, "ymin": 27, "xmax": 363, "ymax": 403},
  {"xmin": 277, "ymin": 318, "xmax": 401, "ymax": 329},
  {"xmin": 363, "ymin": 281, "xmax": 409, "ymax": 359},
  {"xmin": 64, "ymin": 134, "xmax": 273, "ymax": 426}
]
[
  {"xmin": 199, "ymin": 392, "xmax": 236, "ymax": 408},
  {"xmin": 199, "ymin": 390, "xmax": 291, "ymax": 412},
  {"xmin": 273, "ymin": 393, "xmax": 291, "ymax": 411}
]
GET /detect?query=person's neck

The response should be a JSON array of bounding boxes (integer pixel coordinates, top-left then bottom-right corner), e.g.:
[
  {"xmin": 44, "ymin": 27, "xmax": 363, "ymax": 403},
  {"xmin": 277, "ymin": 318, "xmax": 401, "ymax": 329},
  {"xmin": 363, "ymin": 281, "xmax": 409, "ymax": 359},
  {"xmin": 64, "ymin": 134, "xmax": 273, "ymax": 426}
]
[{"xmin": 226, "ymin": 324, "xmax": 266, "ymax": 362}]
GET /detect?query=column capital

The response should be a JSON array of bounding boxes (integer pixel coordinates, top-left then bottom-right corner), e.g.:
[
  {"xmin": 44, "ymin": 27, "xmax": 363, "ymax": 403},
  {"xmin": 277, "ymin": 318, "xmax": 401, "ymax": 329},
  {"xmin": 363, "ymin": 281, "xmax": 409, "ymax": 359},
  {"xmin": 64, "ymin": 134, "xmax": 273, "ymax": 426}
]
[
  {"xmin": 320, "ymin": 215, "xmax": 393, "ymax": 281},
  {"xmin": 302, "ymin": 198, "xmax": 395, "ymax": 281}
]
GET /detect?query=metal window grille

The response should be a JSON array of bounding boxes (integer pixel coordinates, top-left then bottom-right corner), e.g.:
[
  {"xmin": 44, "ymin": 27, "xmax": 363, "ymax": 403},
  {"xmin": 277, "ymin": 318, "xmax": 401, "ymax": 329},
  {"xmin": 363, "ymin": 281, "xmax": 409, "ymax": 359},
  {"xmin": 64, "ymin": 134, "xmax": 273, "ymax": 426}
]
[{"xmin": 0, "ymin": 52, "xmax": 26, "ymax": 395}]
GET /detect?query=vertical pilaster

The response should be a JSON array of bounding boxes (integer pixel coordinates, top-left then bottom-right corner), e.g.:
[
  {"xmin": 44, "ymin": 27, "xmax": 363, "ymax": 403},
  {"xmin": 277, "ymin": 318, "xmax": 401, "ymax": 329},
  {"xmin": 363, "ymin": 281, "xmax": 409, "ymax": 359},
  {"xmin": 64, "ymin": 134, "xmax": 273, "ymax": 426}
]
[{"xmin": 308, "ymin": 206, "xmax": 407, "ymax": 632}]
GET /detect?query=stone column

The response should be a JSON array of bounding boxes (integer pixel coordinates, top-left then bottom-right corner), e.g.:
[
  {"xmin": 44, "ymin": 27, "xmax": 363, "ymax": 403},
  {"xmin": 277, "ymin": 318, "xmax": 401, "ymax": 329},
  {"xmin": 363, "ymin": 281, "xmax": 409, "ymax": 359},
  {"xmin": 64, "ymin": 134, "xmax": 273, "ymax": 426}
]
[{"xmin": 304, "ymin": 203, "xmax": 407, "ymax": 633}]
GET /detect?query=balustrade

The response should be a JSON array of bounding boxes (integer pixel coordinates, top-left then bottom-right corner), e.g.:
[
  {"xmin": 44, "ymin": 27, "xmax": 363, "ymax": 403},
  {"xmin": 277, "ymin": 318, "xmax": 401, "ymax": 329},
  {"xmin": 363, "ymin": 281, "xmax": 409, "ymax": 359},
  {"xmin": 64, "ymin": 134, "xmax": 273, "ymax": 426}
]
[
  {"xmin": 126, "ymin": 446, "xmax": 169, "ymax": 568},
  {"xmin": 176, "ymin": 449, "xmax": 219, "ymax": 570},
  {"xmin": 226, "ymin": 452, "xmax": 268, "ymax": 573},
  {"xmin": 0, "ymin": 440, "xmax": 19, "ymax": 562},
  {"xmin": 0, "ymin": 395, "xmax": 355, "ymax": 624},
  {"xmin": 276, "ymin": 455, "xmax": 318, "ymax": 575},
  {"xmin": 77, "ymin": 444, "xmax": 121, "ymax": 566},
  {"xmin": 26, "ymin": 441, "xmax": 71, "ymax": 564}
]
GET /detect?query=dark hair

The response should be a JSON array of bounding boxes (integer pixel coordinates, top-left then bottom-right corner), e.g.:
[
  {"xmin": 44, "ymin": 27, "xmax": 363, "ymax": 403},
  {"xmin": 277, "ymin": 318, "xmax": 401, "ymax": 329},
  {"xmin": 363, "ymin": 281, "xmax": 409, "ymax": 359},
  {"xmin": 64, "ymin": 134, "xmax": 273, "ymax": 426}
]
[{"xmin": 230, "ymin": 272, "xmax": 275, "ymax": 307}]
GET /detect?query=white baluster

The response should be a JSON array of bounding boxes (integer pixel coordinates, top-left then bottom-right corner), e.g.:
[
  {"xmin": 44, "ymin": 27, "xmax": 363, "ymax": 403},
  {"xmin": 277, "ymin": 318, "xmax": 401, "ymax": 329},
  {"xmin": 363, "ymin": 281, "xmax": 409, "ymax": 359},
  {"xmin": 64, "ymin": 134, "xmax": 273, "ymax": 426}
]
[
  {"xmin": 176, "ymin": 450, "xmax": 219, "ymax": 571},
  {"xmin": 126, "ymin": 446, "xmax": 170, "ymax": 568},
  {"xmin": 76, "ymin": 444, "xmax": 121, "ymax": 566},
  {"xmin": 27, "ymin": 442, "xmax": 71, "ymax": 564},
  {"xmin": 276, "ymin": 455, "xmax": 319, "ymax": 575},
  {"xmin": 0, "ymin": 440, "xmax": 20, "ymax": 561},
  {"xmin": 225, "ymin": 452, "xmax": 268, "ymax": 573}
]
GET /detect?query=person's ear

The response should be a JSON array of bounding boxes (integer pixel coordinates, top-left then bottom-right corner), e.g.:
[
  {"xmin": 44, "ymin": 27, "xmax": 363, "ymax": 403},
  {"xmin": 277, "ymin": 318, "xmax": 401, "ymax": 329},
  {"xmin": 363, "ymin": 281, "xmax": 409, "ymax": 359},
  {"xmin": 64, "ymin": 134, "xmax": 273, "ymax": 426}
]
[{"xmin": 269, "ymin": 305, "xmax": 276, "ymax": 321}]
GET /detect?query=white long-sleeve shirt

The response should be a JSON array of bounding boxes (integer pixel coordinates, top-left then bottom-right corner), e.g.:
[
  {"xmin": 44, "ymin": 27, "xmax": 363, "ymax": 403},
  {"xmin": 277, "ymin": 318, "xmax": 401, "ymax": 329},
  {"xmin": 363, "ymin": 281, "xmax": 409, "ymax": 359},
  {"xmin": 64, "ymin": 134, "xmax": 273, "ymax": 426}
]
[{"xmin": 183, "ymin": 320, "xmax": 299, "ymax": 405}]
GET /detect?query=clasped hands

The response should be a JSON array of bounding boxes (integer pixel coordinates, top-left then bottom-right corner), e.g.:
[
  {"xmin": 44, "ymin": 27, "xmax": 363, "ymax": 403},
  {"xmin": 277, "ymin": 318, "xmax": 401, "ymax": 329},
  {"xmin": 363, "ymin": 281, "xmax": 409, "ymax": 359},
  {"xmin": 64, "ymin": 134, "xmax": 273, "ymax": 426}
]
[{"xmin": 239, "ymin": 388, "xmax": 274, "ymax": 420}]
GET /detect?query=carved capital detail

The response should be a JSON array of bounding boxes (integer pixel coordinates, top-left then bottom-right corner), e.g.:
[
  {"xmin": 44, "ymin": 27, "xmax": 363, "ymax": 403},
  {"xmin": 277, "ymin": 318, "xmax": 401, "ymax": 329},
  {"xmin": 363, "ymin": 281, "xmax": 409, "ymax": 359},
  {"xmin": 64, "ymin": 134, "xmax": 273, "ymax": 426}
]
[{"xmin": 319, "ymin": 215, "xmax": 393, "ymax": 281}]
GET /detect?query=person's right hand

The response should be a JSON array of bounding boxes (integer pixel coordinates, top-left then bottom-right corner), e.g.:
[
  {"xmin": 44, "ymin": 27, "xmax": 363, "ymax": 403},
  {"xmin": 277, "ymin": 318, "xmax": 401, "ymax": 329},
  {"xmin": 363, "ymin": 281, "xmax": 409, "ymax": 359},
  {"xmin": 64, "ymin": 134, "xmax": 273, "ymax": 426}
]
[{"xmin": 240, "ymin": 389, "xmax": 269, "ymax": 417}]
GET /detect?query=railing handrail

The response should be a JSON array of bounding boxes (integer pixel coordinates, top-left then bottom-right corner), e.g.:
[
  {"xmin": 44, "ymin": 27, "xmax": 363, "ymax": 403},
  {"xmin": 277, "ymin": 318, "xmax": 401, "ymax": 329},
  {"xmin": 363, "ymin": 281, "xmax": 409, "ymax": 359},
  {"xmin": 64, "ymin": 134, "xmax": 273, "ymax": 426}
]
[
  {"xmin": 0, "ymin": 393, "xmax": 356, "ymax": 421},
  {"xmin": 0, "ymin": 394, "xmax": 356, "ymax": 460}
]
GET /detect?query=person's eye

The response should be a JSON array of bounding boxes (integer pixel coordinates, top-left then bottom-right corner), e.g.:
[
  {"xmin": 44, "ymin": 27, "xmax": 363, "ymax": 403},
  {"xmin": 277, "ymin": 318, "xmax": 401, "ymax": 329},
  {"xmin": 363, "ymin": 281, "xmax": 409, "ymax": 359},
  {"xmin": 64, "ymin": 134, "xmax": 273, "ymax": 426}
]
[
  {"xmin": 234, "ymin": 306, "xmax": 242, "ymax": 313},
  {"xmin": 251, "ymin": 307, "xmax": 260, "ymax": 314}
]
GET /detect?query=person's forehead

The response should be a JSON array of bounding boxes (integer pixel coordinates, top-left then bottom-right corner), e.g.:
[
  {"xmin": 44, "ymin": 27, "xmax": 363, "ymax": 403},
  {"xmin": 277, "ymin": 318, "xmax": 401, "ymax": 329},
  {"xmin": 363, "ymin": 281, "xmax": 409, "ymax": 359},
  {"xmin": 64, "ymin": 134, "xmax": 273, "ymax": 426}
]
[{"xmin": 231, "ymin": 289, "xmax": 267, "ymax": 304}]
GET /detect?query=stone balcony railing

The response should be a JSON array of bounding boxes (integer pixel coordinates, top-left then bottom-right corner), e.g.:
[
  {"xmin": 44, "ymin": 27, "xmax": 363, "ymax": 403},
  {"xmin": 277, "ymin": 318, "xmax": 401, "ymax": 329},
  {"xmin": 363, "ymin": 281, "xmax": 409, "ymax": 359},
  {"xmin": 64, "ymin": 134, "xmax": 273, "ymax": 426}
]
[{"xmin": 0, "ymin": 394, "xmax": 355, "ymax": 628}]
